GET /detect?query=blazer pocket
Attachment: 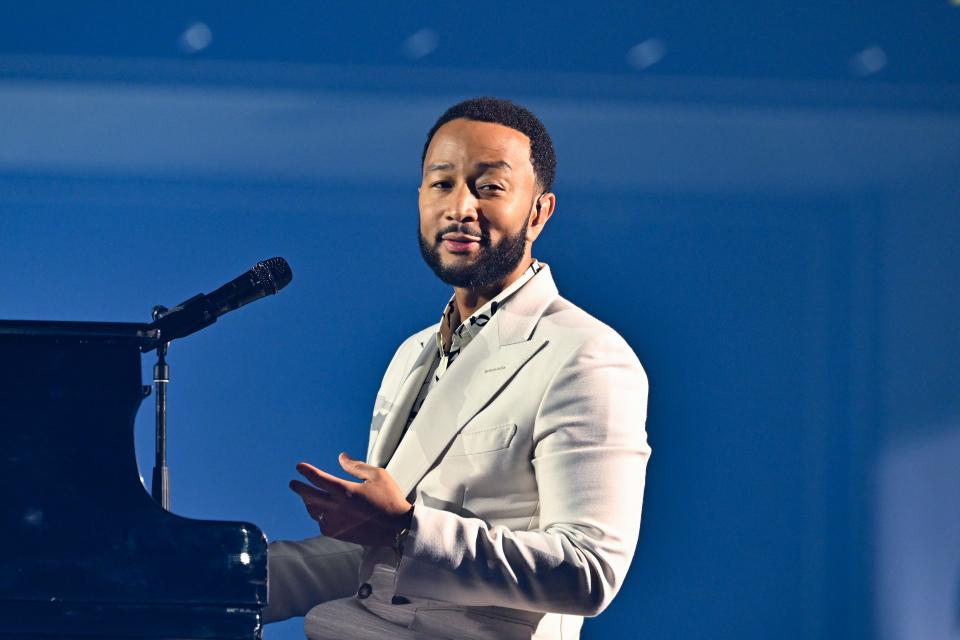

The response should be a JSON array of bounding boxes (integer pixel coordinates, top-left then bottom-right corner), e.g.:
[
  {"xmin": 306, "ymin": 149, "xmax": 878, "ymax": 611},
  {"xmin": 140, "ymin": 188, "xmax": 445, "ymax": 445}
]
[{"xmin": 445, "ymin": 423, "xmax": 517, "ymax": 457}]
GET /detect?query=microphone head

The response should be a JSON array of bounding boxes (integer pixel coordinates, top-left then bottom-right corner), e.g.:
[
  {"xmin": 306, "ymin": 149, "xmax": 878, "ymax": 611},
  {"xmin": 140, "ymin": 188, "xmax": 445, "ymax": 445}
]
[{"xmin": 252, "ymin": 257, "xmax": 293, "ymax": 294}]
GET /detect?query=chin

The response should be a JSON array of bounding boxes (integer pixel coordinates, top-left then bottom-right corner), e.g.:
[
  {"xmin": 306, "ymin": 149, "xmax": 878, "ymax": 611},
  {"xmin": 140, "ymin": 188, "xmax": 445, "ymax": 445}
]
[{"xmin": 441, "ymin": 247, "xmax": 480, "ymax": 262}]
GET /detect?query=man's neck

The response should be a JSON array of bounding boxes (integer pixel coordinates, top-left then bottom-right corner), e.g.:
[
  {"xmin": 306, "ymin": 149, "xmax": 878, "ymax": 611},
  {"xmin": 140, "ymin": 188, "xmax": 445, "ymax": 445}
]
[{"xmin": 451, "ymin": 258, "xmax": 534, "ymax": 321}]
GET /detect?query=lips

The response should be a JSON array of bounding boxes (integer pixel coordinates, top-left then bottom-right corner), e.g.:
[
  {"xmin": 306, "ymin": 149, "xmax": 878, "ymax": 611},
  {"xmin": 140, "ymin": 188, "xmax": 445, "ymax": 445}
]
[
  {"xmin": 441, "ymin": 233, "xmax": 482, "ymax": 243},
  {"xmin": 439, "ymin": 232, "xmax": 480, "ymax": 254},
  {"xmin": 443, "ymin": 239, "xmax": 478, "ymax": 253}
]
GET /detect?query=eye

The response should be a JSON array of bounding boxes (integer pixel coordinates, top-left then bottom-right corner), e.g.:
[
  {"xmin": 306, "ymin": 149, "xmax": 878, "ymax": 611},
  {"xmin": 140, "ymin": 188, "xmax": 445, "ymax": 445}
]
[
  {"xmin": 431, "ymin": 180, "xmax": 452, "ymax": 189},
  {"xmin": 478, "ymin": 183, "xmax": 504, "ymax": 192}
]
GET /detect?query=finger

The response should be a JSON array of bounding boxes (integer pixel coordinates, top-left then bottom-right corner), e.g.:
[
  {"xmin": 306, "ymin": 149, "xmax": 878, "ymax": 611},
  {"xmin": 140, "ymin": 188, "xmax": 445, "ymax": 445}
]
[
  {"xmin": 289, "ymin": 479, "xmax": 338, "ymax": 510},
  {"xmin": 338, "ymin": 452, "xmax": 377, "ymax": 482},
  {"xmin": 290, "ymin": 485, "xmax": 326, "ymax": 521},
  {"xmin": 303, "ymin": 500, "xmax": 324, "ymax": 522},
  {"xmin": 296, "ymin": 462, "xmax": 351, "ymax": 494},
  {"xmin": 290, "ymin": 480, "xmax": 337, "ymax": 523}
]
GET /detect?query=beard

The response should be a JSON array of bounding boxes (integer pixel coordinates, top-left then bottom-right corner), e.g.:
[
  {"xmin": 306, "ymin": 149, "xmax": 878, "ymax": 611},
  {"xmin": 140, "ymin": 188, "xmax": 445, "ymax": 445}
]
[{"xmin": 418, "ymin": 217, "xmax": 529, "ymax": 289}]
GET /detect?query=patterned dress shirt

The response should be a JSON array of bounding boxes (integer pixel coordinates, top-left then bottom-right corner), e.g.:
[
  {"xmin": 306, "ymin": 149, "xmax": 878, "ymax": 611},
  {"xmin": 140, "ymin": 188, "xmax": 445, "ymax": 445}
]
[{"xmin": 399, "ymin": 260, "xmax": 544, "ymax": 438}]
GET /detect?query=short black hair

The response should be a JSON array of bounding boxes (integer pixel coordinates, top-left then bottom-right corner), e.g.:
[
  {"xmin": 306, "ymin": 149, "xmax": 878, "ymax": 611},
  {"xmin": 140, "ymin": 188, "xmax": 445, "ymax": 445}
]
[{"xmin": 421, "ymin": 97, "xmax": 557, "ymax": 193}]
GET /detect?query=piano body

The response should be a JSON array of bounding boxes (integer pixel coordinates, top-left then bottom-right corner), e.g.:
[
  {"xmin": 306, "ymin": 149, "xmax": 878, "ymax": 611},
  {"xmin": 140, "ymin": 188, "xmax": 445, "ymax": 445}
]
[{"xmin": 0, "ymin": 320, "xmax": 267, "ymax": 639}]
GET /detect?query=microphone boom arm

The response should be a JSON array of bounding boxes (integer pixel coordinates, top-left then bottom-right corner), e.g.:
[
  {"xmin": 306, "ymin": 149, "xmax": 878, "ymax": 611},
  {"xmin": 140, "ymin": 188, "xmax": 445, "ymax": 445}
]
[{"xmin": 142, "ymin": 257, "xmax": 292, "ymax": 352}]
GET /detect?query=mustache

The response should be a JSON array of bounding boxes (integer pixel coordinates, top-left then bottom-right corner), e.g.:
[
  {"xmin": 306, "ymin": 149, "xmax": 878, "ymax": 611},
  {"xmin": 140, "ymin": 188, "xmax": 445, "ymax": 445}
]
[{"xmin": 434, "ymin": 223, "xmax": 489, "ymax": 245}]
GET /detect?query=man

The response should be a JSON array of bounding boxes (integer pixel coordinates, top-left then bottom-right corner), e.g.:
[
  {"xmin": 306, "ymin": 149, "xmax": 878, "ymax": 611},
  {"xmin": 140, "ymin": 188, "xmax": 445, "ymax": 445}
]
[{"xmin": 265, "ymin": 97, "xmax": 651, "ymax": 640}]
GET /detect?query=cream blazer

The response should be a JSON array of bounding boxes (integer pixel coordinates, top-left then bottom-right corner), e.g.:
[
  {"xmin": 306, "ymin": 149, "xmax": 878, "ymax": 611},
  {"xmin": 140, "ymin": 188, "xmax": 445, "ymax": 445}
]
[{"xmin": 266, "ymin": 265, "xmax": 651, "ymax": 639}]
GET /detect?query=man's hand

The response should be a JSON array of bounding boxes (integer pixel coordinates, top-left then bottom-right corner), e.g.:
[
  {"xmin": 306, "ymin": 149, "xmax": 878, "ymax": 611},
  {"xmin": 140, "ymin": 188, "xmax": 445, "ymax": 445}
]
[{"xmin": 289, "ymin": 453, "xmax": 414, "ymax": 547}]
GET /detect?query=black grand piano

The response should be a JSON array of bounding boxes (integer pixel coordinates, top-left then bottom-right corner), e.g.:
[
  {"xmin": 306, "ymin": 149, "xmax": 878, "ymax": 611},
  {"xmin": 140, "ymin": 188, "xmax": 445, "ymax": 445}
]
[{"xmin": 0, "ymin": 320, "xmax": 268, "ymax": 639}]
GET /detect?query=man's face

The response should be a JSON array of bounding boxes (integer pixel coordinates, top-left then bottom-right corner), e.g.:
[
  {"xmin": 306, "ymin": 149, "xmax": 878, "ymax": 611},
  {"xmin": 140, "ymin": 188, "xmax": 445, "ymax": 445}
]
[{"xmin": 418, "ymin": 118, "xmax": 543, "ymax": 290}]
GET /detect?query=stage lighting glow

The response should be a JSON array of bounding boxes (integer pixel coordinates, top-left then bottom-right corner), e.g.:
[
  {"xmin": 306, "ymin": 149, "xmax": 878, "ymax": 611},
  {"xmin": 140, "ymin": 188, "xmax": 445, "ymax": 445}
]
[
  {"xmin": 626, "ymin": 39, "xmax": 666, "ymax": 71},
  {"xmin": 179, "ymin": 22, "xmax": 213, "ymax": 54},
  {"xmin": 849, "ymin": 45, "xmax": 887, "ymax": 76},
  {"xmin": 402, "ymin": 28, "xmax": 439, "ymax": 60}
]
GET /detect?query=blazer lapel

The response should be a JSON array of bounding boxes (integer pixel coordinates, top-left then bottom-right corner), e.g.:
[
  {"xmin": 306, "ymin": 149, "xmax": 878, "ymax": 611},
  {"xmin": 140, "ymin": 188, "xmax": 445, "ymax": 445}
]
[
  {"xmin": 367, "ymin": 337, "xmax": 436, "ymax": 468},
  {"xmin": 386, "ymin": 265, "xmax": 559, "ymax": 498}
]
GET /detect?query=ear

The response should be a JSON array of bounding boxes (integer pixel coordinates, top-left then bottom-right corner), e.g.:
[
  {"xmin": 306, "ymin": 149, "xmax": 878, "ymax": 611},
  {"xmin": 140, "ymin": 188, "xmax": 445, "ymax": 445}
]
[{"xmin": 526, "ymin": 192, "xmax": 556, "ymax": 244}]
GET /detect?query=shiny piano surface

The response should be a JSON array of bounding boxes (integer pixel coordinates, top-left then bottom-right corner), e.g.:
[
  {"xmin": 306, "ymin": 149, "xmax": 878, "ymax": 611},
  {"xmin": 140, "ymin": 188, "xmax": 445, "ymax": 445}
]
[{"xmin": 0, "ymin": 320, "xmax": 267, "ymax": 639}]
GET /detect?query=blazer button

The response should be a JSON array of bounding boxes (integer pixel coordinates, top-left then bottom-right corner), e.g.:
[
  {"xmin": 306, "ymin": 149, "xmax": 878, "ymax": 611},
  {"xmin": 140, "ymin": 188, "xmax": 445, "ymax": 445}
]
[
  {"xmin": 391, "ymin": 596, "xmax": 410, "ymax": 605},
  {"xmin": 357, "ymin": 583, "xmax": 372, "ymax": 599}
]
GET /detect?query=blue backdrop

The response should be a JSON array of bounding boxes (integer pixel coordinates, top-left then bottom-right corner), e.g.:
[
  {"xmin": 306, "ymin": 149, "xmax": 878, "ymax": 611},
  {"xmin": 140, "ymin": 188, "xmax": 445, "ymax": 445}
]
[{"xmin": 2, "ymin": 3, "xmax": 959, "ymax": 638}]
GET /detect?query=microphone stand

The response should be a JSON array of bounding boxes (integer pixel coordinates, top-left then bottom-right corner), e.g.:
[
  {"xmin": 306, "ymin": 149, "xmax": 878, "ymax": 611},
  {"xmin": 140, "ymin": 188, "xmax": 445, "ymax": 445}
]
[
  {"xmin": 142, "ymin": 258, "xmax": 292, "ymax": 509},
  {"xmin": 151, "ymin": 305, "xmax": 171, "ymax": 510}
]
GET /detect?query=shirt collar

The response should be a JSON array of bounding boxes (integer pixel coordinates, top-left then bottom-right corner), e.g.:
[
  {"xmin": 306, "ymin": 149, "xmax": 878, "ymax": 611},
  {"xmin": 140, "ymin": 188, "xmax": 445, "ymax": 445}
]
[{"xmin": 437, "ymin": 260, "xmax": 544, "ymax": 357}]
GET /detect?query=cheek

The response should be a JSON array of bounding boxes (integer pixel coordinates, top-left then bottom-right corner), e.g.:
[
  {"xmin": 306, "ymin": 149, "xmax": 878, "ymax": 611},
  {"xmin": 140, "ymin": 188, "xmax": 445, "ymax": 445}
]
[
  {"xmin": 418, "ymin": 211, "xmax": 433, "ymax": 237},
  {"xmin": 418, "ymin": 193, "xmax": 443, "ymax": 221},
  {"xmin": 484, "ymin": 203, "xmax": 524, "ymax": 234},
  {"xmin": 417, "ymin": 200, "xmax": 430, "ymax": 227}
]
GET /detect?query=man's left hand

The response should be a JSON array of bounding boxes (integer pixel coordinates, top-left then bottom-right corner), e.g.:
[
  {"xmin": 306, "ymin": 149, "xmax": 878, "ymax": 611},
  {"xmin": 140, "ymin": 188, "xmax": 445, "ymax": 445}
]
[{"xmin": 289, "ymin": 453, "xmax": 414, "ymax": 547}]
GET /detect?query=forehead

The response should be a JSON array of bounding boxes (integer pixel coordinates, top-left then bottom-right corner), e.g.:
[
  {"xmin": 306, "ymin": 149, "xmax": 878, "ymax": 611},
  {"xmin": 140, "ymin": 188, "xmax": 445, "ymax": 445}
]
[{"xmin": 425, "ymin": 118, "xmax": 533, "ymax": 174}]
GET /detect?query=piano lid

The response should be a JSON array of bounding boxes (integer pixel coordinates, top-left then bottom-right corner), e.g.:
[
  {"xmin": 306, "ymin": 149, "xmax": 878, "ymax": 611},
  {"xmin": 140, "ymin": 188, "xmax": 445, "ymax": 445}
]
[
  {"xmin": 0, "ymin": 319, "xmax": 158, "ymax": 346},
  {"xmin": 0, "ymin": 319, "xmax": 267, "ymax": 638}
]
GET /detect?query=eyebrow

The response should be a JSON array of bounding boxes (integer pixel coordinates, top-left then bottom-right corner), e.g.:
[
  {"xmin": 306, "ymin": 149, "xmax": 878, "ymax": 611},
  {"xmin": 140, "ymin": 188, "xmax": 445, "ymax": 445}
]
[
  {"xmin": 425, "ymin": 160, "xmax": 512, "ymax": 172},
  {"xmin": 477, "ymin": 160, "xmax": 511, "ymax": 172}
]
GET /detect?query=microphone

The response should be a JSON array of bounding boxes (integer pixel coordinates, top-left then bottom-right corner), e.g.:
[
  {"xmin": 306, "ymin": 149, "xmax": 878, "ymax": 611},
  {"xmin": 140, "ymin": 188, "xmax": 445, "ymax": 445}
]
[{"xmin": 147, "ymin": 257, "xmax": 293, "ymax": 349}]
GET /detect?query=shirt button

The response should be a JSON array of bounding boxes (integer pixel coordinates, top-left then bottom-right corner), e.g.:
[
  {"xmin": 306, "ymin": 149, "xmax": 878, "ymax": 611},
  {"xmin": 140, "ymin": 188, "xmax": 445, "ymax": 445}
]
[
  {"xmin": 391, "ymin": 596, "xmax": 410, "ymax": 605},
  {"xmin": 357, "ymin": 583, "xmax": 372, "ymax": 599}
]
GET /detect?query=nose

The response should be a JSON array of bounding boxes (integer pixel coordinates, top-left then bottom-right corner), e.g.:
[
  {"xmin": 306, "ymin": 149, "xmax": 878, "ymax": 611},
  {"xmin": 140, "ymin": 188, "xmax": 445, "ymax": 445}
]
[{"xmin": 446, "ymin": 182, "xmax": 479, "ymax": 224}]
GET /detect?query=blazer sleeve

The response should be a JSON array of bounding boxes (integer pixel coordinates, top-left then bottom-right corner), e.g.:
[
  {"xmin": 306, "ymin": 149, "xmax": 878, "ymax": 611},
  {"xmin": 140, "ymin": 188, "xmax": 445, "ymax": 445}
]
[
  {"xmin": 262, "ymin": 536, "xmax": 364, "ymax": 623},
  {"xmin": 393, "ymin": 330, "xmax": 651, "ymax": 616},
  {"xmin": 264, "ymin": 331, "xmax": 429, "ymax": 623}
]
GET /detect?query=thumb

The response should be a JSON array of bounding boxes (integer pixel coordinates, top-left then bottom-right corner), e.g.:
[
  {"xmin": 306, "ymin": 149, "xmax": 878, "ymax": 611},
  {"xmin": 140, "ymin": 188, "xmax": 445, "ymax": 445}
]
[{"xmin": 339, "ymin": 452, "xmax": 376, "ymax": 481}]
